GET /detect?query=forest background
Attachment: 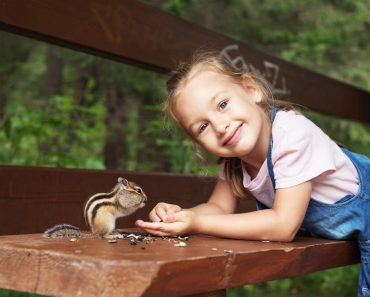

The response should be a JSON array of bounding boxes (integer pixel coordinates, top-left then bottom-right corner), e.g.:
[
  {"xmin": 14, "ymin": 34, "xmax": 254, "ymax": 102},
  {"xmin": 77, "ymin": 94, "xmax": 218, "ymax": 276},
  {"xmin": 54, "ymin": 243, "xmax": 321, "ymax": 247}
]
[{"xmin": 0, "ymin": 0, "xmax": 369, "ymax": 296}]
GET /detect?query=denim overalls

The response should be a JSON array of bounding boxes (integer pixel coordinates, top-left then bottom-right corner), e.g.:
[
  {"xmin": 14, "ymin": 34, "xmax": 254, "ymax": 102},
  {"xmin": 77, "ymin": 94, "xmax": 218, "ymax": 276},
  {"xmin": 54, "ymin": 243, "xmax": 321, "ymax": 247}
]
[{"xmin": 257, "ymin": 108, "xmax": 370, "ymax": 296}]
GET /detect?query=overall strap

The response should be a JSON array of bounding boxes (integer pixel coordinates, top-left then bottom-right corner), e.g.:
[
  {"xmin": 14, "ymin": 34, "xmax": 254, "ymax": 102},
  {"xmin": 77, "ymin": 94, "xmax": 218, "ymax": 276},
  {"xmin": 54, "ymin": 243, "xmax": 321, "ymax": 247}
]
[
  {"xmin": 256, "ymin": 107, "xmax": 280, "ymax": 211},
  {"xmin": 267, "ymin": 107, "xmax": 280, "ymax": 192}
]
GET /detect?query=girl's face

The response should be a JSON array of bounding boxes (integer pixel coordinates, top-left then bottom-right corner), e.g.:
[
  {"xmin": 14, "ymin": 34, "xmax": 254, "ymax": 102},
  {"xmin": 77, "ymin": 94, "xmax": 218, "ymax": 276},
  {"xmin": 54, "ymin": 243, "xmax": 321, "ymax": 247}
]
[{"xmin": 173, "ymin": 69, "xmax": 271, "ymax": 164}]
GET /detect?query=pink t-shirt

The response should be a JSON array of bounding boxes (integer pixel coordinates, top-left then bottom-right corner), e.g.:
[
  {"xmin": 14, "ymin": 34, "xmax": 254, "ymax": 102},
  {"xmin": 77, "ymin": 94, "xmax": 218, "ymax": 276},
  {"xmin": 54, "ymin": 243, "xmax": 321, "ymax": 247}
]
[{"xmin": 220, "ymin": 110, "xmax": 359, "ymax": 208}]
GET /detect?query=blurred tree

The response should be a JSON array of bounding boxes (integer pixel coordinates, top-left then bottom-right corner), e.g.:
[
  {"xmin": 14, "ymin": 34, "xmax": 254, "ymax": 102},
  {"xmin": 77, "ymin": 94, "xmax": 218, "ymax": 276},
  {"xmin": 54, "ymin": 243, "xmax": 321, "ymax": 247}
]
[{"xmin": 0, "ymin": 32, "xmax": 34, "ymax": 120}]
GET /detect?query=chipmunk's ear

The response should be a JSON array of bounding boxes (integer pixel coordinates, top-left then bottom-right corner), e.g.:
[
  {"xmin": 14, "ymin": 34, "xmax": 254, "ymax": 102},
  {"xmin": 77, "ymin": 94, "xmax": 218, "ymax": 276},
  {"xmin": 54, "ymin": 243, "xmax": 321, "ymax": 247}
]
[
  {"xmin": 122, "ymin": 178, "xmax": 129, "ymax": 188},
  {"xmin": 117, "ymin": 177, "xmax": 129, "ymax": 187}
]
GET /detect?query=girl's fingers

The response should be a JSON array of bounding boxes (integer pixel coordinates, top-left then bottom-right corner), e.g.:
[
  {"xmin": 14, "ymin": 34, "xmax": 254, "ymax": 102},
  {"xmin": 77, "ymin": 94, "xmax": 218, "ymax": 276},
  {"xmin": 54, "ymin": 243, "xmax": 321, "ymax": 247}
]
[
  {"xmin": 135, "ymin": 220, "xmax": 176, "ymax": 236},
  {"xmin": 149, "ymin": 206, "xmax": 167, "ymax": 222},
  {"xmin": 136, "ymin": 220, "xmax": 169, "ymax": 232},
  {"xmin": 163, "ymin": 204, "xmax": 182, "ymax": 222},
  {"xmin": 149, "ymin": 203, "xmax": 178, "ymax": 222},
  {"xmin": 136, "ymin": 219, "xmax": 158, "ymax": 229},
  {"xmin": 169, "ymin": 204, "xmax": 182, "ymax": 212},
  {"xmin": 148, "ymin": 203, "xmax": 182, "ymax": 223},
  {"xmin": 156, "ymin": 205, "xmax": 169, "ymax": 222},
  {"xmin": 148, "ymin": 210, "xmax": 161, "ymax": 222}
]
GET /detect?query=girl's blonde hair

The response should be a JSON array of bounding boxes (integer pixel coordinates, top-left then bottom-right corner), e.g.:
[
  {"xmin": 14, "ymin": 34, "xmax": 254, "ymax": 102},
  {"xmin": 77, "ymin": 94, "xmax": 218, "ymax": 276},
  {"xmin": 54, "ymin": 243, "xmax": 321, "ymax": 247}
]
[{"xmin": 165, "ymin": 50, "xmax": 292, "ymax": 199}]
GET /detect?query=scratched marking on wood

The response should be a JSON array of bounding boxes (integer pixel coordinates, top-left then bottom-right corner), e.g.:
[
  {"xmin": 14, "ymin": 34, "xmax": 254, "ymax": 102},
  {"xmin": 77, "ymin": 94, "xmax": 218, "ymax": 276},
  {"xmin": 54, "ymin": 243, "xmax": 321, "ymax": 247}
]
[
  {"xmin": 220, "ymin": 44, "xmax": 290, "ymax": 95},
  {"xmin": 90, "ymin": 1, "xmax": 173, "ymax": 50}
]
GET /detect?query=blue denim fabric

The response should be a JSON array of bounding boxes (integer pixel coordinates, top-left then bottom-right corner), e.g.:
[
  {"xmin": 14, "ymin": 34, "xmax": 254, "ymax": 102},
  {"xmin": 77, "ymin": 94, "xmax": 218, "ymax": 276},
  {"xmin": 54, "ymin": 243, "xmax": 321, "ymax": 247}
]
[{"xmin": 258, "ymin": 108, "xmax": 370, "ymax": 296}]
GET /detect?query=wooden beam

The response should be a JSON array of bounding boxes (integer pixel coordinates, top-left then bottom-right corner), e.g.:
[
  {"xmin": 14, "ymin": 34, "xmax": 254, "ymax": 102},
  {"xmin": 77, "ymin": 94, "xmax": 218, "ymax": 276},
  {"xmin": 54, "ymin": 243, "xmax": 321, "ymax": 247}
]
[
  {"xmin": 0, "ymin": 0, "xmax": 369, "ymax": 122},
  {"xmin": 0, "ymin": 165, "xmax": 256, "ymax": 235}
]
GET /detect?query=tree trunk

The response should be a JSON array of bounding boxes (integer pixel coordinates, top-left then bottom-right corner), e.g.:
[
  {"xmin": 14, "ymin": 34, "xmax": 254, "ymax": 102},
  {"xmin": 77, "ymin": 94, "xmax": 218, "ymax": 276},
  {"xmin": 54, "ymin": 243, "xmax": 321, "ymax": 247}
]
[
  {"xmin": 103, "ymin": 85, "xmax": 128, "ymax": 169},
  {"xmin": 44, "ymin": 45, "xmax": 63, "ymax": 97},
  {"xmin": 0, "ymin": 78, "xmax": 7, "ymax": 121}
]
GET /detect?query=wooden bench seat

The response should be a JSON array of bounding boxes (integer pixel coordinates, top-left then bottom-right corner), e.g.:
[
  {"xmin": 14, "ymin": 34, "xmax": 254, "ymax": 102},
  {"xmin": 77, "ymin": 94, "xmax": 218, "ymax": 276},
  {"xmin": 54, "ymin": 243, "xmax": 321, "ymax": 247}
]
[{"xmin": 0, "ymin": 231, "xmax": 359, "ymax": 297}]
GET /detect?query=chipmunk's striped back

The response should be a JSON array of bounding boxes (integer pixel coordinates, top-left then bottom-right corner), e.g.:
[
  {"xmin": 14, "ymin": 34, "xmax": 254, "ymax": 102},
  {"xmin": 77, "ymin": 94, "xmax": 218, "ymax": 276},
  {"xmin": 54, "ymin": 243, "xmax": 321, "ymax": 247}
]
[{"xmin": 84, "ymin": 187, "xmax": 119, "ymax": 230}]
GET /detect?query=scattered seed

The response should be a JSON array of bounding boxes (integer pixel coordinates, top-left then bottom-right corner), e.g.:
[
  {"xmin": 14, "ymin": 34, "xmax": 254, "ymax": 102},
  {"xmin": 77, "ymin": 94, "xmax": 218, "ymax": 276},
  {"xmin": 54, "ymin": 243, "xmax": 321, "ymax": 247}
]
[
  {"xmin": 130, "ymin": 238, "xmax": 140, "ymax": 245},
  {"xmin": 127, "ymin": 234, "xmax": 142, "ymax": 240},
  {"xmin": 223, "ymin": 249, "xmax": 233, "ymax": 253},
  {"xmin": 178, "ymin": 236, "xmax": 189, "ymax": 241},
  {"xmin": 211, "ymin": 248, "xmax": 218, "ymax": 251},
  {"xmin": 108, "ymin": 239, "xmax": 117, "ymax": 244},
  {"xmin": 143, "ymin": 235, "xmax": 154, "ymax": 244},
  {"xmin": 174, "ymin": 241, "xmax": 187, "ymax": 247},
  {"xmin": 70, "ymin": 238, "xmax": 78, "ymax": 242}
]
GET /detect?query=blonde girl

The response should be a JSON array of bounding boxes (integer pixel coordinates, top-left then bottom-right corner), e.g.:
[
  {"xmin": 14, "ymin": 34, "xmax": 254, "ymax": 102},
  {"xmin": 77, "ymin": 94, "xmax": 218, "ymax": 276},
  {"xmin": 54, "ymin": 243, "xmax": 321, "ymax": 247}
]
[{"xmin": 136, "ymin": 51, "xmax": 370, "ymax": 296}]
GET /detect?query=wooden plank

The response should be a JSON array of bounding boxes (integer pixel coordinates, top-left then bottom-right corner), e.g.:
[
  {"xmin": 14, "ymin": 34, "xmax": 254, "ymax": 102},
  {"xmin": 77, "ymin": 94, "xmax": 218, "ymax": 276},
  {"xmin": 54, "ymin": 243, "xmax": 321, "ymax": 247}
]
[
  {"xmin": 187, "ymin": 290, "xmax": 226, "ymax": 297},
  {"xmin": 0, "ymin": 0, "xmax": 369, "ymax": 122},
  {"xmin": 0, "ymin": 165, "xmax": 255, "ymax": 235},
  {"xmin": 0, "ymin": 232, "xmax": 359, "ymax": 297}
]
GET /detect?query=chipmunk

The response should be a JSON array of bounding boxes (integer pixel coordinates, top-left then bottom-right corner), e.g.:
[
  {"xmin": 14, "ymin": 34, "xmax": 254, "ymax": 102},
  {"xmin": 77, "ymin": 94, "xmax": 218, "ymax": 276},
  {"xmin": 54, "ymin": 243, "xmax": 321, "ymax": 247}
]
[{"xmin": 43, "ymin": 177, "xmax": 147, "ymax": 239}]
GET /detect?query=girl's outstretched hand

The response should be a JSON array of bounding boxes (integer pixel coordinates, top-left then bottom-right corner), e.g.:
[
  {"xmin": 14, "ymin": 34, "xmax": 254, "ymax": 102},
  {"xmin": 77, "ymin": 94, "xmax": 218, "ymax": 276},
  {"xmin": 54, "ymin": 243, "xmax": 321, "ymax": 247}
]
[
  {"xmin": 136, "ymin": 209, "xmax": 198, "ymax": 237},
  {"xmin": 148, "ymin": 202, "xmax": 182, "ymax": 223}
]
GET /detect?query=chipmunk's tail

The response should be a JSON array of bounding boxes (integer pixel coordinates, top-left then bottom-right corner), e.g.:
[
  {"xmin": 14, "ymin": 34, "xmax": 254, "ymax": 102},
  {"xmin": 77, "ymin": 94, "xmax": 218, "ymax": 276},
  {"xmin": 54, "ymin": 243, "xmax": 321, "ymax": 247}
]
[{"xmin": 43, "ymin": 224, "xmax": 81, "ymax": 238}]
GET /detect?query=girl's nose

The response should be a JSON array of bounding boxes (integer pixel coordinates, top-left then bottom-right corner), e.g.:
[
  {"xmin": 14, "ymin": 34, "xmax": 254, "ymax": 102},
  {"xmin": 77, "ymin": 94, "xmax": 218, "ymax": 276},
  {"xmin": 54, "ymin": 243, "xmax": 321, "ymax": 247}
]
[{"xmin": 214, "ymin": 120, "xmax": 230, "ymax": 135}]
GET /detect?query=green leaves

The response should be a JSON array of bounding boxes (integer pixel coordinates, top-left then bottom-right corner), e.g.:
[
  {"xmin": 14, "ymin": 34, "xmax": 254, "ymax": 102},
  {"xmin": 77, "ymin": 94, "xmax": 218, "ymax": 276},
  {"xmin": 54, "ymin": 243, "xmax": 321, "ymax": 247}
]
[{"xmin": 0, "ymin": 95, "xmax": 105, "ymax": 168}]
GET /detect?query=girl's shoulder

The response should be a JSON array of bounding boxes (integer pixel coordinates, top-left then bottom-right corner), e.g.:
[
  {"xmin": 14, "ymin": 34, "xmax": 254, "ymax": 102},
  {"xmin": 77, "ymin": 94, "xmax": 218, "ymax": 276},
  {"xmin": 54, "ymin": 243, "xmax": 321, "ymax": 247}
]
[
  {"xmin": 272, "ymin": 110, "xmax": 323, "ymax": 145},
  {"xmin": 270, "ymin": 110, "xmax": 359, "ymax": 196},
  {"xmin": 273, "ymin": 110, "xmax": 315, "ymax": 131}
]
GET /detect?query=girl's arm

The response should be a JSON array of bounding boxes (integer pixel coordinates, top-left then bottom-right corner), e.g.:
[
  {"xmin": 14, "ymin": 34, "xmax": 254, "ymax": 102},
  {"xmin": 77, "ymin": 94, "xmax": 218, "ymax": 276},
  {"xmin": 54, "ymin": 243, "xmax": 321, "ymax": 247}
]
[
  {"xmin": 195, "ymin": 181, "xmax": 312, "ymax": 241},
  {"xmin": 188, "ymin": 179, "xmax": 238, "ymax": 215},
  {"xmin": 137, "ymin": 180, "xmax": 312, "ymax": 242}
]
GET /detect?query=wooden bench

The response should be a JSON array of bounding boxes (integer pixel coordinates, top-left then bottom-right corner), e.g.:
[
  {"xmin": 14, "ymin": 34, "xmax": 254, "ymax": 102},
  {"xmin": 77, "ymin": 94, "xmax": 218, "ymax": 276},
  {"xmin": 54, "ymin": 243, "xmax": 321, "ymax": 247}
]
[{"xmin": 0, "ymin": 1, "xmax": 368, "ymax": 296}]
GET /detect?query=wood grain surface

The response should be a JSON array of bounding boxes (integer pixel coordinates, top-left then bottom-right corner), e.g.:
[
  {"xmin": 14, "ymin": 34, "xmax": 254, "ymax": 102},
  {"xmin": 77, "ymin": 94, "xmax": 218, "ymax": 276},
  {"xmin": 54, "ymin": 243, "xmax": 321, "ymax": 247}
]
[{"xmin": 0, "ymin": 231, "xmax": 360, "ymax": 297}]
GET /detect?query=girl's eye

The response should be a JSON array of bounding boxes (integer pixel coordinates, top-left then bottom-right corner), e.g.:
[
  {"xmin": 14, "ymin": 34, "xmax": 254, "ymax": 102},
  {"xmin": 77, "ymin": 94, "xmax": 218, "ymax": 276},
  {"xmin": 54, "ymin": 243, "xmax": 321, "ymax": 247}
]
[
  {"xmin": 199, "ymin": 123, "xmax": 208, "ymax": 134},
  {"xmin": 218, "ymin": 100, "xmax": 228, "ymax": 110}
]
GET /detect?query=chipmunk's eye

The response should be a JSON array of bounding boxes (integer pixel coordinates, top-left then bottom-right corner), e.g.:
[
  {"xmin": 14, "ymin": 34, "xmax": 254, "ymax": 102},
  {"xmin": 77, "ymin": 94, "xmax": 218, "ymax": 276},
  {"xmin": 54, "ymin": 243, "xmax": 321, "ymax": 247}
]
[{"xmin": 135, "ymin": 188, "xmax": 142, "ymax": 194}]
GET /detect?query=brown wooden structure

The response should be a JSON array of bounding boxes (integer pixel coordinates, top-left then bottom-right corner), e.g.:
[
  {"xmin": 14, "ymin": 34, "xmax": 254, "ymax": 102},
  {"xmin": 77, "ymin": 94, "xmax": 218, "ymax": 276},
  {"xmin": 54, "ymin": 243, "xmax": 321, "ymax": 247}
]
[{"xmin": 0, "ymin": 0, "xmax": 368, "ymax": 296}]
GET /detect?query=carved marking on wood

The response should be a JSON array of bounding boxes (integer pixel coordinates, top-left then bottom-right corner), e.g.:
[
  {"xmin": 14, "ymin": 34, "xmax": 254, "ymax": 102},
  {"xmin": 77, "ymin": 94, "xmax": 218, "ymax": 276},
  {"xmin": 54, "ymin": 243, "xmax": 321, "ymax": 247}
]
[
  {"xmin": 220, "ymin": 44, "xmax": 290, "ymax": 96},
  {"xmin": 90, "ymin": 1, "xmax": 173, "ymax": 50}
]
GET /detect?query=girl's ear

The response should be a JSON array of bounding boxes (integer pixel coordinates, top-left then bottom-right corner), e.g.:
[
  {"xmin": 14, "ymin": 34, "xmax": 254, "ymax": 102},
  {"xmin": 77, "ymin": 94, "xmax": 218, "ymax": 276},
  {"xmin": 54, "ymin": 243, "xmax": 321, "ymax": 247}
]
[{"xmin": 241, "ymin": 74, "xmax": 263, "ymax": 103}]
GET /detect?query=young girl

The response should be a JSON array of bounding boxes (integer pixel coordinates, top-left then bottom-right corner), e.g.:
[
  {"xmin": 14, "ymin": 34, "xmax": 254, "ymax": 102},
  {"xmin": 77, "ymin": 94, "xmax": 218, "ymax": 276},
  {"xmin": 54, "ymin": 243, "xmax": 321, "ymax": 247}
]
[{"xmin": 135, "ymin": 51, "xmax": 370, "ymax": 296}]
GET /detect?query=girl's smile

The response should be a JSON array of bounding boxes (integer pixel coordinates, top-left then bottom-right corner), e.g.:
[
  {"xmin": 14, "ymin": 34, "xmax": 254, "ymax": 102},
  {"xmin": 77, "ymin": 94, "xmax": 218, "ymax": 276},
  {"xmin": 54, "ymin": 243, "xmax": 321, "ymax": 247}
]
[
  {"xmin": 223, "ymin": 122, "xmax": 243, "ymax": 146},
  {"xmin": 173, "ymin": 69, "xmax": 271, "ymax": 170}
]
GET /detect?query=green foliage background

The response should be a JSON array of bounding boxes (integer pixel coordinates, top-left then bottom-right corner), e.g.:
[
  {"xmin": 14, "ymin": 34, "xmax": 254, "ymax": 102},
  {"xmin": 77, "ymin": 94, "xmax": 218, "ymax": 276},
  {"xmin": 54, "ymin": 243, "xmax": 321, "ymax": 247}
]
[{"xmin": 0, "ymin": 0, "xmax": 369, "ymax": 296}]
